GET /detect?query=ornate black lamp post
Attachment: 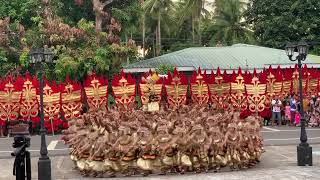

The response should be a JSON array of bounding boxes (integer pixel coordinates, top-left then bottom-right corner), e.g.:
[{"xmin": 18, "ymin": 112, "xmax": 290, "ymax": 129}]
[
  {"xmin": 285, "ymin": 41, "xmax": 313, "ymax": 166},
  {"xmin": 29, "ymin": 46, "xmax": 53, "ymax": 180}
]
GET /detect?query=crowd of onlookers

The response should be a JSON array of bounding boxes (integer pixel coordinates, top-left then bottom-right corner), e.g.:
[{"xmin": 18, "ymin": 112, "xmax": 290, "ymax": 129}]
[{"xmin": 269, "ymin": 93, "xmax": 320, "ymax": 127}]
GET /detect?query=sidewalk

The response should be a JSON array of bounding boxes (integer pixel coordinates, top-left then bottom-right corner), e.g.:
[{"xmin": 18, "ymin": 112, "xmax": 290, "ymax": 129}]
[{"xmin": 1, "ymin": 145, "xmax": 319, "ymax": 180}]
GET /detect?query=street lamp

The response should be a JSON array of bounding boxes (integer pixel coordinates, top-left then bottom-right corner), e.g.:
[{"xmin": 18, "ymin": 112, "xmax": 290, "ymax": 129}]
[
  {"xmin": 29, "ymin": 45, "xmax": 53, "ymax": 180},
  {"xmin": 285, "ymin": 41, "xmax": 313, "ymax": 166}
]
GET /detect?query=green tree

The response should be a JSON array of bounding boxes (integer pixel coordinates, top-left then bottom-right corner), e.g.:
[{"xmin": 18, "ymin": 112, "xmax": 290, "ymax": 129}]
[
  {"xmin": 245, "ymin": 0, "xmax": 320, "ymax": 54},
  {"xmin": 0, "ymin": 49, "xmax": 16, "ymax": 76},
  {"xmin": 0, "ymin": 0, "xmax": 40, "ymax": 29},
  {"xmin": 177, "ymin": 0, "xmax": 210, "ymax": 44},
  {"xmin": 213, "ymin": 0, "xmax": 254, "ymax": 45},
  {"xmin": 0, "ymin": 17, "xmax": 27, "ymax": 77},
  {"xmin": 200, "ymin": 16, "xmax": 218, "ymax": 46},
  {"xmin": 143, "ymin": 0, "xmax": 175, "ymax": 56},
  {"xmin": 55, "ymin": 0, "xmax": 95, "ymax": 26},
  {"xmin": 111, "ymin": 1, "xmax": 143, "ymax": 41},
  {"xmin": 53, "ymin": 19, "xmax": 137, "ymax": 83},
  {"xmin": 155, "ymin": 64, "xmax": 175, "ymax": 74}
]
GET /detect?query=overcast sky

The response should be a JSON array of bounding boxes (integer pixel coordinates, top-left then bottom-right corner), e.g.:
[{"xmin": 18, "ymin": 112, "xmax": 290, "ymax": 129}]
[
  {"xmin": 172, "ymin": 0, "xmax": 215, "ymax": 12},
  {"xmin": 172, "ymin": 0, "xmax": 248, "ymax": 13}
]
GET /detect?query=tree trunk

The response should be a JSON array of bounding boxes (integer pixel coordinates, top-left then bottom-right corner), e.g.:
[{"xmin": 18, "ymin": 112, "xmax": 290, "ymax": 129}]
[
  {"xmin": 92, "ymin": 0, "xmax": 105, "ymax": 34},
  {"xmin": 198, "ymin": 18, "xmax": 201, "ymax": 45},
  {"xmin": 198, "ymin": 1, "xmax": 203, "ymax": 45},
  {"xmin": 153, "ymin": 31, "xmax": 156, "ymax": 58},
  {"xmin": 95, "ymin": 14, "xmax": 103, "ymax": 34},
  {"xmin": 92, "ymin": 0, "xmax": 114, "ymax": 43},
  {"xmin": 192, "ymin": 14, "xmax": 195, "ymax": 44},
  {"xmin": 156, "ymin": 12, "xmax": 161, "ymax": 56},
  {"xmin": 142, "ymin": 13, "xmax": 145, "ymax": 58}
]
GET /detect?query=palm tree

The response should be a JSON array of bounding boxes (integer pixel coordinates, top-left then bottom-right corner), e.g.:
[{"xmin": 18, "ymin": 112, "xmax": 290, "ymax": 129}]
[
  {"xmin": 213, "ymin": 0, "xmax": 254, "ymax": 45},
  {"xmin": 143, "ymin": 0, "xmax": 175, "ymax": 56},
  {"xmin": 141, "ymin": 0, "xmax": 146, "ymax": 57},
  {"xmin": 177, "ymin": 0, "xmax": 210, "ymax": 44}
]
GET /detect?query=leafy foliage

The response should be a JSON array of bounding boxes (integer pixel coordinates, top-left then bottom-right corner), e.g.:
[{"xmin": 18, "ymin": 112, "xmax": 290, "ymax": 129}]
[
  {"xmin": 0, "ymin": 0, "xmax": 40, "ymax": 29},
  {"xmin": 0, "ymin": 49, "xmax": 15, "ymax": 76},
  {"xmin": 55, "ymin": 0, "xmax": 95, "ymax": 26},
  {"xmin": 111, "ymin": 1, "xmax": 143, "ymax": 38},
  {"xmin": 213, "ymin": 0, "xmax": 255, "ymax": 45},
  {"xmin": 177, "ymin": 0, "xmax": 210, "ymax": 43},
  {"xmin": 245, "ymin": 0, "xmax": 320, "ymax": 54},
  {"xmin": 155, "ymin": 64, "xmax": 175, "ymax": 75}
]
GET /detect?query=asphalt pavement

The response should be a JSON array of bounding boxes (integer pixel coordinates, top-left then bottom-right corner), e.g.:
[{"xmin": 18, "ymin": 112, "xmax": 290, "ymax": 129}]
[
  {"xmin": 0, "ymin": 126, "xmax": 320, "ymax": 159},
  {"xmin": 1, "ymin": 143, "xmax": 320, "ymax": 180}
]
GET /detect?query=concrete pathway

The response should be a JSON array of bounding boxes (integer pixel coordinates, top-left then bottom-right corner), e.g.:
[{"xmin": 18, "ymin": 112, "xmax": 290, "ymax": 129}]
[{"xmin": 1, "ymin": 144, "xmax": 320, "ymax": 180}]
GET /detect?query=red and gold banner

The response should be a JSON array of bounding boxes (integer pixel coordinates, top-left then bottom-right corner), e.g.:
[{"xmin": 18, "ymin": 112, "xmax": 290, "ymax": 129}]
[
  {"xmin": 207, "ymin": 68, "xmax": 230, "ymax": 109},
  {"xmin": 84, "ymin": 73, "xmax": 108, "ymax": 112},
  {"xmin": 230, "ymin": 68, "xmax": 247, "ymax": 111},
  {"xmin": 306, "ymin": 67, "xmax": 319, "ymax": 96},
  {"xmin": 164, "ymin": 68, "xmax": 188, "ymax": 109},
  {"xmin": 266, "ymin": 66, "xmax": 282, "ymax": 99},
  {"xmin": 190, "ymin": 68, "xmax": 209, "ymax": 105},
  {"xmin": 37, "ymin": 80, "xmax": 61, "ymax": 133},
  {"xmin": 139, "ymin": 70, "xmax": 163, "ymax": 109},
  {"xmin": 61, "ymin": 76, "xmax": 82, "ymax": 122},
  {"xmin": 282, "ymin": 67, "xmax": 292, "ymax": 96},
  {"xmin": 0, "ymin": 76, "xmax": 21, "ymax": 124},
  {"xmin": 0, "ymin": 65, "xmax": 320, "ymax": 131},
  {"xmin": 291, "ymin": 65, "xmax": 308, "ymax": 95},
  {"xmin": 245, "ymin": 69, "xmax": 266, "ymax": 113},
  {"xmin": 19, "ymin": 72, "xmax": 39, "ymax": 127},
  {"xmin": 112, "ymin": 71, "xmax": 136, "ymax": 110}
]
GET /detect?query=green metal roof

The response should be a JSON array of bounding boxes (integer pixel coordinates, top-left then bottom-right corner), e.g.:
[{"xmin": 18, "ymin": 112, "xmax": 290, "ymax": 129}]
[{"xmin": 124, "ymin": 44, "xmax": 320, "ymax": 73}]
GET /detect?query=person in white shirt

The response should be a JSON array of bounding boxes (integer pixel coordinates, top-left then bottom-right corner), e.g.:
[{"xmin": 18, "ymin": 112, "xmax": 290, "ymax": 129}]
[{"xmin": 271, "ymin": 95, "xmax": 282, "ymax": 126}]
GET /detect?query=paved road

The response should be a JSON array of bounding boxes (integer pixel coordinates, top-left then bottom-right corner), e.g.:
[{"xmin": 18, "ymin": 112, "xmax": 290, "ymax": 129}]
[
  {"xmin": 261, "ymin": 126, "xmax": 320, "ymax": 146},
  {"xmin": 1, "ymin": 144, "xmax": 320, "ymax": 180},
  {"xmin": 0, "ymin": 126, "xmax": 320, "ymax": 158}
]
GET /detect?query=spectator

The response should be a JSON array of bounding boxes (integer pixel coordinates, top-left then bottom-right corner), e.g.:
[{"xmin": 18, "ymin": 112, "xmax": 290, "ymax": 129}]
[
  {"xmin": 309, "ymin": 96, "xmax": 320, "ymax": 127},
  {"xmin": 289, "ymin": 95, "xmax": 298, "ymax": 126},
  {"xmin": 271, "ymin": 95, "xmax": 282, "ymax": 126},
  {"xmin": 295, "ymin": 111, "xmax": 301, "ymax": 126},
  {"xmin": 284, "ymin": 102, "xmax": 291, "ymax": 125}
]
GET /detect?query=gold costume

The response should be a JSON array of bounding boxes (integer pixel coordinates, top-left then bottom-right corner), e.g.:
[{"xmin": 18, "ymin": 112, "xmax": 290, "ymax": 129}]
[{"xmin": 63, "ymin": 105, "xmax": 264, "ymax": 177}]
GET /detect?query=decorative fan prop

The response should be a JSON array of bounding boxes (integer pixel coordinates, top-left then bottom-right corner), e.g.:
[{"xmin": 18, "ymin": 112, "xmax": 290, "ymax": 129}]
[
  {"xmin": 112, "ymin": 71, "xmax": 136, "ymax": 111},
  {"xmin": 288, "ymin": 65, "xmax": 307, "ymax": 96},
  {"xmin": 230, "ymin": 68, "xmax": 247, "ymax": 111},
  {"xmin": 306, "ymin": 67, "xmax": 319, "ymax": 96},
  {"xmin": 282, "ymin": 67, "xmax": 293, "ymax": 96},
  {"xmin": 190, "ymin": 68, "xmax": 210, "ymax": 105},
  {"xmin": 84, "ymin": 73, "xmax": 108, "ymax": 112},
  {"xmin": 37, "ymin": 80, "xmax": 61, "ymax": 135},
  {"xmin": 0, "ymin": 76, "xmax": 21, "ymax": 129},
  {"xmin": 164, "ymin": 68, "xmax": 188, "ymax": 109},
  {"xmin": 19, "ymin": 72, "xmax": 39, "ymax": 128},
  {"xmin": 61, "ymin": 76, "xmax": 82, "ymax": 129},
  {"xmin": 207, "ymin": 68, "xmax": 230, "ymax": 110},
  {"xmin": 245, "ymin": 69, "xmax": 266, "ymax": 113}
]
